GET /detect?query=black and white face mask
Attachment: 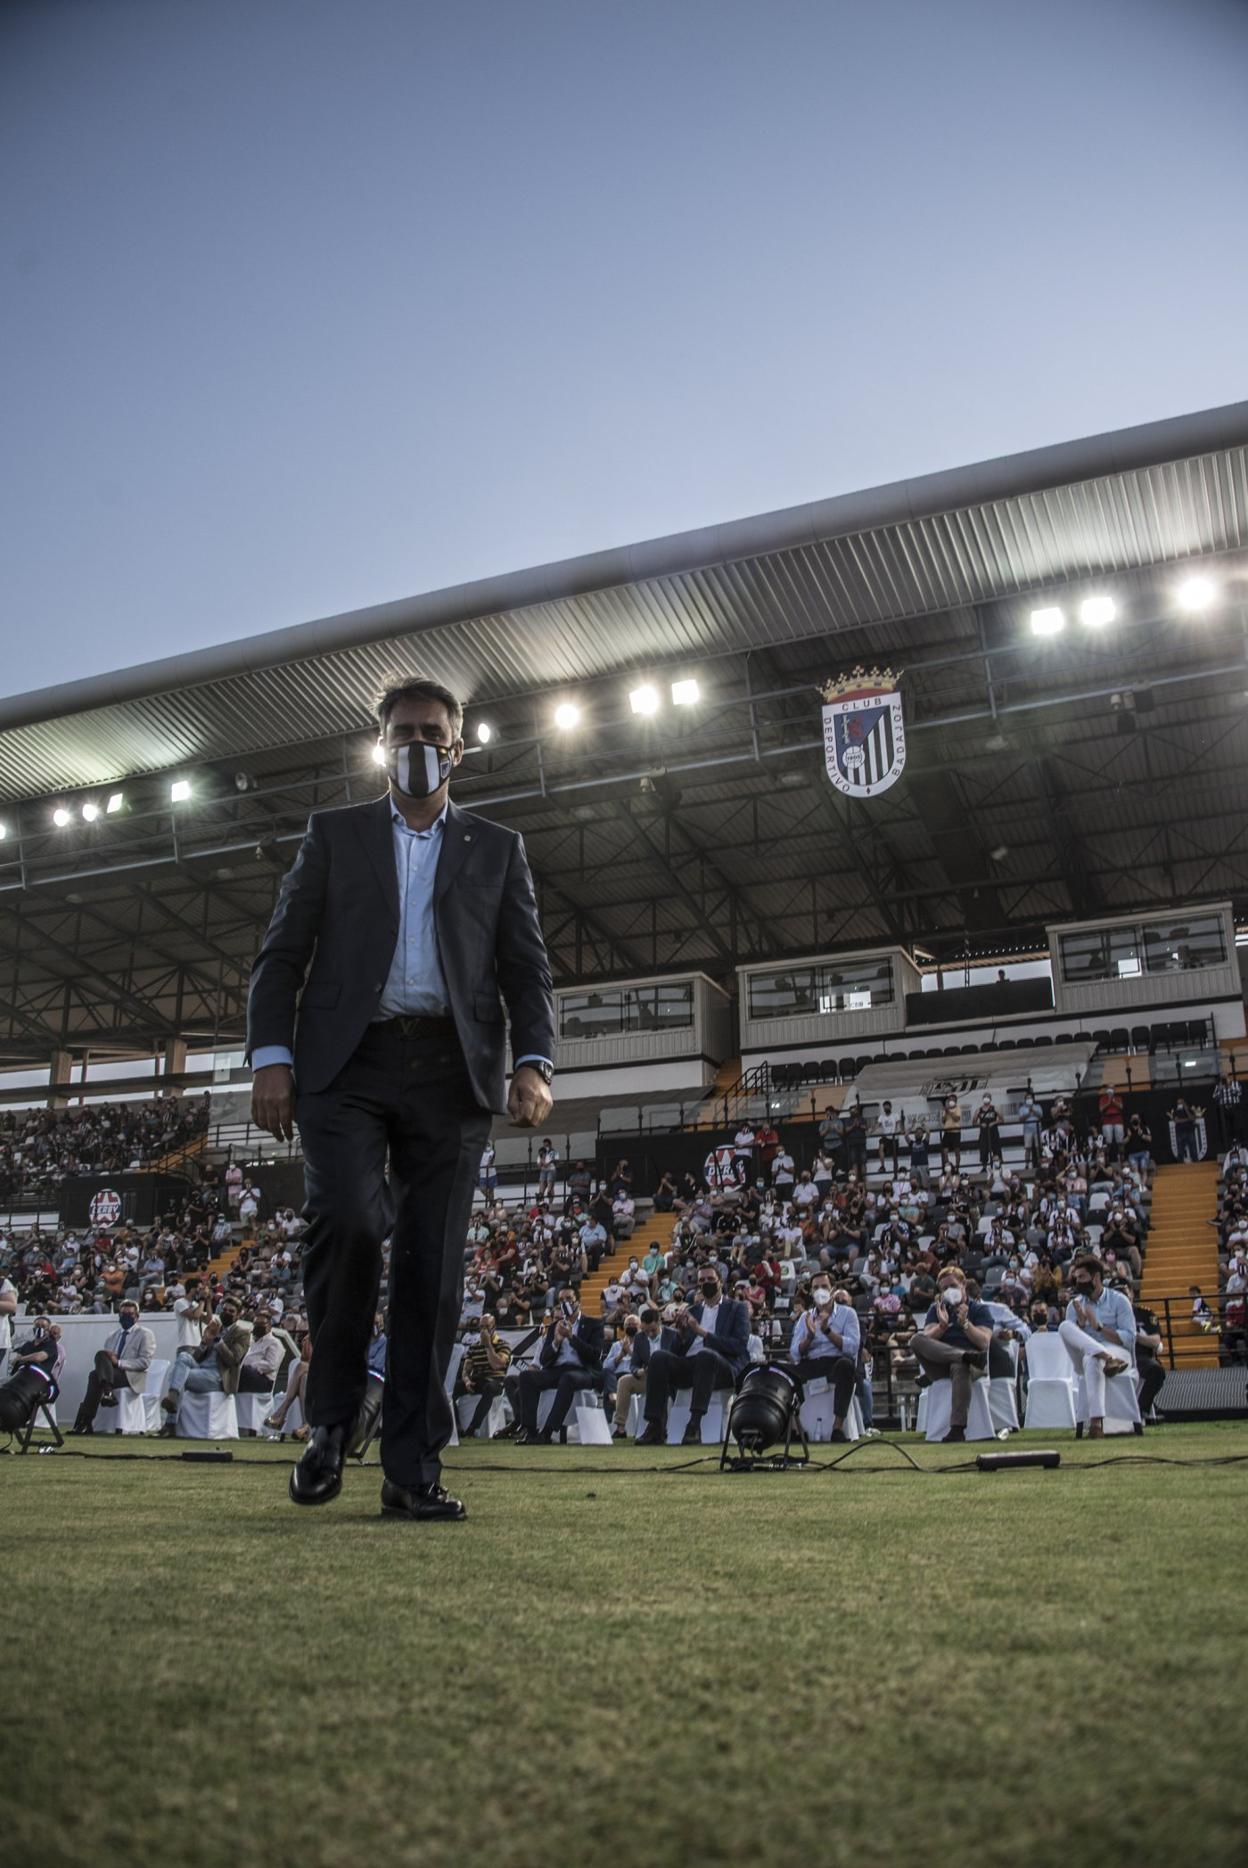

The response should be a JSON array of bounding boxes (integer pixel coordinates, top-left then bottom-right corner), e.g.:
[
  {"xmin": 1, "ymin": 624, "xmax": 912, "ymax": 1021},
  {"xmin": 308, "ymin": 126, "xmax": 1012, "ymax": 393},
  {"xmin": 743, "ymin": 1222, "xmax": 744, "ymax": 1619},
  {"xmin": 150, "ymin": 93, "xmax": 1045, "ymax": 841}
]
[{"xmin": 385, "ymin": 741, "xmax": 453, "ymax": 799}]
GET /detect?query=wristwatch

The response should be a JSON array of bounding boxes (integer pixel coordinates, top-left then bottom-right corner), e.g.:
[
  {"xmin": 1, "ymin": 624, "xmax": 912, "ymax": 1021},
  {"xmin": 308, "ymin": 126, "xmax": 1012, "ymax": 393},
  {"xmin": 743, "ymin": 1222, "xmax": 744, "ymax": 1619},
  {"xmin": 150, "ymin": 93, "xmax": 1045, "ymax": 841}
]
[{"xmin": 524, "ymin": 1060, "xmax": 555, "ymax": 1086}]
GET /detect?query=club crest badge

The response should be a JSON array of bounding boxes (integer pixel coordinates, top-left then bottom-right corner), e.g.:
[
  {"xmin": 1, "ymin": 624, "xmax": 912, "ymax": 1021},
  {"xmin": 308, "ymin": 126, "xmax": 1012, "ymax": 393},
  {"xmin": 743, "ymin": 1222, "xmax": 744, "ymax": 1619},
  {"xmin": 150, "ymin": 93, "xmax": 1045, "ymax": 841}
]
[{"xmin": 821, "ymin": 666, "xmax": 906, "ymax": 798}]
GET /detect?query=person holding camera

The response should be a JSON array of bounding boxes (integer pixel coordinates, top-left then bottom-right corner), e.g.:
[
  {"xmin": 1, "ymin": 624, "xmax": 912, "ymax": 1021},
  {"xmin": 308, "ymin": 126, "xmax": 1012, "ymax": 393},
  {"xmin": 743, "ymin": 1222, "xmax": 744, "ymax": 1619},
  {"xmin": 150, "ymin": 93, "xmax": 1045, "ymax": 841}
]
[
  {"xmin": 908, "ymin": 1267, "xmax": 993, "ymax": 1441},
  {"xmin": 514, "ymin": 1286, "xmax": 604, "ymax": 1443},
  {"xmin": 636, "ymin": 1270, "xmax": 750, "ymax": 1446},
  {"xmin": 454, "ymin": 1311, "xmax": 512, "ymax": 1436},
  {"xmin": 71, "ymin": 1299, "xmax": 155, "ymax": 1434},
  {"xmin": 789, "ymin": 1273, "xmax": 860, "ymax": 1441}
]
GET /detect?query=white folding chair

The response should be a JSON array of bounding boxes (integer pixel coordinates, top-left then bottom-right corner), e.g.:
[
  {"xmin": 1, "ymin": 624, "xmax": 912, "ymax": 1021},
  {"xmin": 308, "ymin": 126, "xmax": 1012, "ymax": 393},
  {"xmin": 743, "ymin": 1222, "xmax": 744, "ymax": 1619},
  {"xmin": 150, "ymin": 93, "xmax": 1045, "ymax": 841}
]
[
  {"xmin": 235, "ymin": 1389, "xmax": 276, "ymax": 1435},
  {"xmin": 798, "ymin": 1374, "xmax": 863, "ymax": 1443},
  {"xmin": 667, "ymin": 1388, "xmax": 728, "ymax": 1445},
  {"xmin": 177, "ymin": 1391, "xmax": 239, "ymax": 1439},
  {"xmin": 456, "ymin": 1392, "xmax": 509, "ymax": 1438},
  {"xmin": 262, "ymin": 1392, "xmax": 304, "ymax": 1439},
  {"xmin": 1075, "ymin": 1360, "xmax": 1142, "ymax": 1435},
  {"xmin": 921, "ymin": 1376, "xmax": 996, "ymax": 1442},
  {"xmin": 988, "ymin": 1339, "xmax": 1020, "ymax": 1433},
  {"xmin": 1022, "ymin": 1331, "xmax": 1078, "ymax": 1430},
  {"xmin": 114, "ymin": 1358, "xmax": 169, "ymax": 1435}
]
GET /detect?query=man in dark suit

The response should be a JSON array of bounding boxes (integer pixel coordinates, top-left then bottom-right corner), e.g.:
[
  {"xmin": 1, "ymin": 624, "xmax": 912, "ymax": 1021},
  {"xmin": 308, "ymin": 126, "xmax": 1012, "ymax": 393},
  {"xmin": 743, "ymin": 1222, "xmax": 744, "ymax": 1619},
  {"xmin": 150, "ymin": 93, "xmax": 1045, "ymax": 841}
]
[
  {"xmin": 610, "ymin": 1304, "xmax": 676, "ymax": 1439},
  {"xmin": 514, "ymin": 1285, "xmax": 605, "ymax": 1443},
  {"xmin": 248, "ymin": 677, "xmax": 555, "ymax": 1520},
  {"xmin": 637, "ymin": 1270, "xmax": 750, "ymax": 1446}
]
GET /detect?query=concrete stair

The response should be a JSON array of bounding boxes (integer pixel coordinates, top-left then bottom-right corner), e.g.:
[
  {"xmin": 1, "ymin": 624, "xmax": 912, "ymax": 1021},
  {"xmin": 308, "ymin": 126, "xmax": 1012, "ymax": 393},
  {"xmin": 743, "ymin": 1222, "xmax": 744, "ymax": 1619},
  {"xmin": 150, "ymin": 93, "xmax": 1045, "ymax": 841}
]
[
  {"xmin": 1139, "ymin": 1161, "xmax": 1222, "ymax": 1368},
  {"xmin": 580, "ymin": 1210, "xmax": 677, "ymax": 1314}
]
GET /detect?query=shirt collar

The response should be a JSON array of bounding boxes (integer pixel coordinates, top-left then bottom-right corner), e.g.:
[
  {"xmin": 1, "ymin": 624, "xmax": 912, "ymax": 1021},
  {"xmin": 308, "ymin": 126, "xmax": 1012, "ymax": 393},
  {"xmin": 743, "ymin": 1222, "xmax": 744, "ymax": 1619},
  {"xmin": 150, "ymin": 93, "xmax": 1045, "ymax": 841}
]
[{"xmin": 390, "ymin": 800, "xmax": 449, "ymax": 836}]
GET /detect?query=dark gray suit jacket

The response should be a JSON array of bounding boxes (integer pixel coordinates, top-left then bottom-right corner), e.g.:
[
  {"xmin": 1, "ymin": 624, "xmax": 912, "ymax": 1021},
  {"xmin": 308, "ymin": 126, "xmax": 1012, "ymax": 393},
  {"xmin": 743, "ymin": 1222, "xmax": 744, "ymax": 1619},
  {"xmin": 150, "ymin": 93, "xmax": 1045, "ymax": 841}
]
[{"xmin": 246, "ymin": 794, "xmax": 555, "ymax": 1113}]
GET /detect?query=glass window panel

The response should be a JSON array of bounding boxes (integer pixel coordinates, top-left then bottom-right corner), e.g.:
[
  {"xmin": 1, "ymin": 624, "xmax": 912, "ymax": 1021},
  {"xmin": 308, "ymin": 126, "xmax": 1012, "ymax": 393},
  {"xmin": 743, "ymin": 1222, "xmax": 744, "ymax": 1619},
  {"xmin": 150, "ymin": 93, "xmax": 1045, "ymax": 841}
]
[
  {"xmin": 1143, "ymin": 915, "xmax": 1226, "ymax": 974},
  {"xmin": 749, "ymin": 960, "xmax": 892, "ymax": 1020}
]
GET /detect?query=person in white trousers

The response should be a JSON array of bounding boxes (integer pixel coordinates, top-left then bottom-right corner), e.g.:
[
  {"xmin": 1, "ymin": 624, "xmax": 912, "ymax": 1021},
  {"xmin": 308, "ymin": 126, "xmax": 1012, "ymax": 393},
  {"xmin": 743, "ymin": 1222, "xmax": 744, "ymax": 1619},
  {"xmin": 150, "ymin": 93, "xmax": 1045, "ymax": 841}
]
[{"xmin": 1058, "ymin": 1255, "xmax": 1136, "ymax": 1438}]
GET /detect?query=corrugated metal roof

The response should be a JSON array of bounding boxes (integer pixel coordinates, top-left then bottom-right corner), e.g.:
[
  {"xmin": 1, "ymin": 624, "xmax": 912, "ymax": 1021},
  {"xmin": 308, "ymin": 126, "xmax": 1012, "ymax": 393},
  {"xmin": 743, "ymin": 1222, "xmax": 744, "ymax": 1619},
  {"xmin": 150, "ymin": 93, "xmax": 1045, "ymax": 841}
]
[{"xmin": 2, "ymin": 404, "xmax": 1247, "ymax": 803}]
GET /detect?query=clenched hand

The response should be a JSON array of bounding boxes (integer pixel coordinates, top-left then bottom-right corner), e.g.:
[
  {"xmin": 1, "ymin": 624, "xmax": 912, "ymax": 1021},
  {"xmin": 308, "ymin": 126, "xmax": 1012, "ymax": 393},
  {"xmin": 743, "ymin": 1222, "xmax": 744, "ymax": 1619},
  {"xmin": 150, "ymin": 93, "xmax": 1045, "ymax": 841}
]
[
  {"xmin": 507, "ymin": 1065, "xmax": 553, "ymax": 1130},
  {"xmin": 251, "ymin": 1063, "xmax": 296, "ymax": 1142}
]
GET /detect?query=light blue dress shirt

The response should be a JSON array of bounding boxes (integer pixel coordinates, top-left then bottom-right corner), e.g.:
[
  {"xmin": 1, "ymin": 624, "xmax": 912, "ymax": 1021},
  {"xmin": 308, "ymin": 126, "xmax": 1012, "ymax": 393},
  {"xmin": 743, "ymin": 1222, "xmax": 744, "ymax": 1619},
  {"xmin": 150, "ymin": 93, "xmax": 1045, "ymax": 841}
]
[
  {"xmin": 1064, "ymin": 1284, "xmax": 1136, "ymax": 1353},
  {"xmin": 253, "ymin": 801, "xmax": 551, "ymax": 1074},
  {"xmin": 790, "ymin": 1302, "xmax": 860, "ymax": 1362}
]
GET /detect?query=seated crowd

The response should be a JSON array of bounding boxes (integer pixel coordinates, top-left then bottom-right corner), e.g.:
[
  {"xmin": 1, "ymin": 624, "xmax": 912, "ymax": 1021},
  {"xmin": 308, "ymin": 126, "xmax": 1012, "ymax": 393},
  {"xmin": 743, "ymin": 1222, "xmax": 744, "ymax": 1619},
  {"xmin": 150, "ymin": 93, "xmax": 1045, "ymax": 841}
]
[{"xmin": 0, "ymin": 1094, "xmax": 211, "ymax": 1203}]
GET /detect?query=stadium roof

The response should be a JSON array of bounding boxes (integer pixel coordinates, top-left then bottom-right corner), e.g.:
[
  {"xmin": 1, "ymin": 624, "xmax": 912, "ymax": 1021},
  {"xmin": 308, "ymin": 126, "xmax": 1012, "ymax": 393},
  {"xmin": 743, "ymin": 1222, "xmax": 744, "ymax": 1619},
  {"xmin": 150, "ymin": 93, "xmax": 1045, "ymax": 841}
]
[{"xmin": 2, "ymin": 399, "xmax": 1247, "ymax": 1066}]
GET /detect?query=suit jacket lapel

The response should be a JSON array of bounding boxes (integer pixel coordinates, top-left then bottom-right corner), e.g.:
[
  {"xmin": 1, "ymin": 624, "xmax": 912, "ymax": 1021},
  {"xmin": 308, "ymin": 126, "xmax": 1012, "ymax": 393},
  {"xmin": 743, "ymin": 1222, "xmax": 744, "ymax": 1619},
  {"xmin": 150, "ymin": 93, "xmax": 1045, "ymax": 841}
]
[
  {"xmin": 362, "ymin": 795, "xmax": 400, "ymax": 919},
  {"xmin": 435, "ymin": 799, "xmax": 474, "ymax": 903}
]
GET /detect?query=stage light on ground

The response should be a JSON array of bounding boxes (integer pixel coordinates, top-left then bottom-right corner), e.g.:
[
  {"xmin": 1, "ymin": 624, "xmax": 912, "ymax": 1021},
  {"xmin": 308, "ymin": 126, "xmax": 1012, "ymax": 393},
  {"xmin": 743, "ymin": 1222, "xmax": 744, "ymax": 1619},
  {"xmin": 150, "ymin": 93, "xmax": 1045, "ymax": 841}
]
[
  {"xmin": 1177, "ymin": 574, "xmax": 1217, "ymax": 613},
  {"xmin": 1079, "ymin": 595, "xmax": 1116, "ymax": 626},
  {"xmin": 475, "ymin": 721, "xmax": 493, "ymax": 744},
  {"xmin": 53, "ymin": 806, "xmax": 72, "ymax": 827},
  {"xmin": 1029, "ymin": 606, "xmax": 1064, "ymax": 637},
  {"xmin": 106, "ymin": 791, "xmax": 124, "ymax": 813},
  {"xmin": 629, "ymin": 683, "xmax": 660, "ymax": 716},
  {"xmin": 671, "ymin": 678, "xmax": 700, "ymax": 706},
  {"xmin": 554, "ymin": 701, "xmax": 581, "ymax": 730},
  {"xmin": 371, "ymin": 742, "xmax": 387, "ymax": 765},
  {"xmin": 81, "ymin": 801, "xmax": 100, "ymax": 822},
  {"xmin": 170, "ymin": 779, "xmax": 192, "ymax": 802}
]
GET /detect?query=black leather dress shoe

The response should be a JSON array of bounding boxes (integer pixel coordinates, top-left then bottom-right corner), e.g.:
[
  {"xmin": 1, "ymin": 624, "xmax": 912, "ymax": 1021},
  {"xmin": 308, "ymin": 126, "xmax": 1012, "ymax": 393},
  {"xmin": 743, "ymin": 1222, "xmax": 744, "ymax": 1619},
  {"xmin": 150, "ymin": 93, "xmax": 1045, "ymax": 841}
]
[
  {"xmin": 681, "ymin": 1417, "xmax": 703, "ymax": 1446},
  {"xmin": 380, "ymin": 1479, "xmax": 467, "ymax": 1521},
  {"xmin": 289, "ymin": 1424, "xmax": 346, "ymax": 1506},
  {"xmin": 636, "ymin": 1423, "xmax": 664, "ymax": 1447}
]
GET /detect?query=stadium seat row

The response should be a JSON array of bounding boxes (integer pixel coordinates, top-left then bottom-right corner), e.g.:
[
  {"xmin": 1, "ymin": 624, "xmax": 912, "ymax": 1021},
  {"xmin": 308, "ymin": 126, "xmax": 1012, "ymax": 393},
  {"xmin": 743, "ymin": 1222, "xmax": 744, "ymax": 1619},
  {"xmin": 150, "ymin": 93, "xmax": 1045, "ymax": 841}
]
[{"xmin": 769, "ymin": 1017, "xmax": 1212, "ymax": 1087}]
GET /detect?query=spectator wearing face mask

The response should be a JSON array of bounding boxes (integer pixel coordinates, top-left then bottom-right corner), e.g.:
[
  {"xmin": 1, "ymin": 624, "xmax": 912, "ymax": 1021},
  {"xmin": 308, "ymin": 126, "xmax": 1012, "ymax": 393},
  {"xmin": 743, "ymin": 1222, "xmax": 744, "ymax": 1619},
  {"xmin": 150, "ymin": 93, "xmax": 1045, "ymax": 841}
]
[
  {"xmin": 158, "ymin": 1297, "xmax": 251, "ymax": 1434},
  {"xmin": 908, "ymin": 1268, "xmax": 993, "ymax": 1442},
  {"xmin": 514, "ymin": 1286, "xmax": 605, "ymax": 1444},
  {"xmin": 70, "ymin": 1299, "xmax": 155, "ymax": 1434},
  {"xmin": 940, "ymin": 1098, "xmax": 963, "ymax": 1173},
  {"xmin": 788, "ymin": 1275, "xmax": 860, "ymax": 1440},
  {"xmin": 1058, "ymin": 1254, "xmax": 1135, "ymax": 1438},
  {"xmin": 636, "ymin": 1269, "xmax": 750, "ymax": 1446},
  {"xmin": 237, "ymin": 1308, "xmax": 284, "ymax": 1396}
]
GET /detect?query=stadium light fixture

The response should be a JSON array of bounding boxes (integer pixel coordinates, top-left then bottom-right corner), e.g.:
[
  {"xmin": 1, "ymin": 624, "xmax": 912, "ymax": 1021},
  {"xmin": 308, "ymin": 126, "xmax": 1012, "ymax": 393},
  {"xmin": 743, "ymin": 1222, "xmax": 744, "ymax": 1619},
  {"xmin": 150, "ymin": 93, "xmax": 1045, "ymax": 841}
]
[
  {"xmin": 1029, "ymin": 606, "xmax": 1065, "ymax": 637},
  {"xmin": 475, "ymin": 721, "xmax": 493, "ymax": 745},
  {"xmin": 371, "ymin": 741, "xmax": 388, "ymax": 765},
  {"xmin": 629, "ymin": 683, "xmax": 661, "ymax": 717},
  {"xmin": 1079, "ymin": 595, "xmax": 1116, "ymax": 626},
  {"xmin": 671, "ymin": 678, "xmax": 700, "ymax": 706},
  {"xmin": 106, "ymin": 791, "xmax": 124, "ymax": 814},
  {"xmin": 81, "ymin": 801, "xmax": 100, "ymax": 823},
  {"xmin": 0, "ymin": 822, "xmax": 7, "ymax": 840},
  {"xmin": 52, "ymin": 806, "xmax": 72, "ymax": 828},
  {"xmin": 170, "ymin": 779, "xmax": 192, "ymax": 803},
  {"xmin": 554, "ymin": 700, "xmax": 581, "ymax": 730},
  {"xmin": 1177, "ymin": 573, "xmax": 1217, "ymax": 613}
]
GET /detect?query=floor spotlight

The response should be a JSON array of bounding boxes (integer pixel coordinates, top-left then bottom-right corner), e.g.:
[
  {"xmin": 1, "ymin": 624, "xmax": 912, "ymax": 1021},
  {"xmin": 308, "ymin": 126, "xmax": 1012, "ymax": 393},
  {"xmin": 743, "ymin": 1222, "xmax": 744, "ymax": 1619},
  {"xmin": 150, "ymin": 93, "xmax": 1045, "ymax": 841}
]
[{"xmin": 720, "ymin": 1365, "xmax": 809, "ymax": 1469}]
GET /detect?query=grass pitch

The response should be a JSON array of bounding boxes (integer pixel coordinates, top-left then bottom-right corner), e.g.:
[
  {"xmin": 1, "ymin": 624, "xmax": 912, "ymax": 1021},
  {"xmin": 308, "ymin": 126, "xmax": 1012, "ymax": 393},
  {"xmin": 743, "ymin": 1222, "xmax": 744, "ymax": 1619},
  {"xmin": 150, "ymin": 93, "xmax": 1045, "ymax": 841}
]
[{"xmin": 6, "ymin": 1423, "xmax": 1248, "ymax": 1868}]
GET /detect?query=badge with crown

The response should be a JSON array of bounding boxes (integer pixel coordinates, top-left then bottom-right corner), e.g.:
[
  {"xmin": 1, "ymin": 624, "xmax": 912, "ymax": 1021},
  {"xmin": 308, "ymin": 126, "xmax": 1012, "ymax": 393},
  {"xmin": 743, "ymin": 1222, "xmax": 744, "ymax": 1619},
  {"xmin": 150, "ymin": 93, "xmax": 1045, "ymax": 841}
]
[{"xmin": 820, "ymin": 666, "xmax": 906, "ymax": 798}]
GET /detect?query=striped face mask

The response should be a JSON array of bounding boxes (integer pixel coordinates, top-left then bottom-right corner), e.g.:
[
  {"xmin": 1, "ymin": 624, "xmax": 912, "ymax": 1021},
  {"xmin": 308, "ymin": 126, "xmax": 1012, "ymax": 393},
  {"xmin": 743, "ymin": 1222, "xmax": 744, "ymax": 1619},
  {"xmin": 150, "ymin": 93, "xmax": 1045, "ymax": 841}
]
[{"xmin": 386, "ymin": 741, "xmax": 453, "ymax": 798}]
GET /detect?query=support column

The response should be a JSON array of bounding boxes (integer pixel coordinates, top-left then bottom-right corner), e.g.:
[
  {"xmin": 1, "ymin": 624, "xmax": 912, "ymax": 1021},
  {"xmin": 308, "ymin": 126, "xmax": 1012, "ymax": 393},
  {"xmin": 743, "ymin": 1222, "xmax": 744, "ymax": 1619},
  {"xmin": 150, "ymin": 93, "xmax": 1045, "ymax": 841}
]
[
  {"xmin": 162, "ymin": 1036, "xmax": 187, "ymax": 1097},
  {"xmin": 48, "ymin": 1048, "xmax": 73, "ymax": 1111}
]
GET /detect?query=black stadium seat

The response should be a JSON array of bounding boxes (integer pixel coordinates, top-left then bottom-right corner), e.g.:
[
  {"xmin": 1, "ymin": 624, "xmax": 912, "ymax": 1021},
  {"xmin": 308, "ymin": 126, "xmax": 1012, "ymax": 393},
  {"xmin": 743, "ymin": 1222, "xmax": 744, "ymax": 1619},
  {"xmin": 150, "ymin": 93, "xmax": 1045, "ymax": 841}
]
[
  {"xmin": 1015, "ymin": 1037, "xmax": 1034, "ymax": 1048},
  {"xmin": 821, "ymin": 1059, "xmax": 839, "ymax": 1082},
  {"xmin": 855, "ymin": 1055, "xmax": 874, "ymax": 1075},
  {"xmin": 1109, "ymin": 1027, "xmax": 1130, "ymax": 1052},
  {"xmin": 1092, "ymin": 1030, "xmax": 1110, "ymax": 1053},
  {"xmin": 840, "ymin": 1058, "xmax": 858, "ymax": 1082},
  {"xmin": 1074, "ymin": 1032, "xmax": 1093, "ymax": 1044},
  {"xmin": 1055, "ymin": 1032, "xmax": 1073, "ymax": 1044},
  {"xmin": 1130, "ymin": 1026, "xmax": 1151, "ymax": 1053},
  {"xmin": 996, "ymin": 1039, "xmax": 1016, "ymax": 1051},
  {"xmin": 908, "ymin": 1050, "xmax": 926, "ymax": 1062},
  {"xmin": 982, "ymin": 1041, "xmax": 998, "ymax": 1052},
  {"xmin": 1188, "ymin": 1018, "xmax": 1210, "ymax": 1047}
]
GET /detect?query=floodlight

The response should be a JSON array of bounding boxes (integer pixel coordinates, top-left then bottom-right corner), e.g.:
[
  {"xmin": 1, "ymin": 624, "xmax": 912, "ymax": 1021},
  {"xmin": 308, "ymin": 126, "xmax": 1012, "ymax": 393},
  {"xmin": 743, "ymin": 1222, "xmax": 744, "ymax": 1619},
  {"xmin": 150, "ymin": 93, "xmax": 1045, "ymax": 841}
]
[
  {"xmin": 106, "ymin": 792, "xmax": 124, "ymax": 814},
  {"xmin": 475, "ymin": 721, "xmax": 493, "ymax": 745},
  {"xmin": 371, "ymin": 742, "xmax": 388, "ymax": 765},
  {"xmin": 81, "ymin": 801, "xmax": 100, "ymax": 822},
  {"xmin": 170, "ymin": 779, "xmax": 192, "ymax": 802},
  {"xmin": 671, "ymin": 678, "xmax": 700, "ymax": 706},
  {"xmin": 1177, "ymin": 574, "xmax": 1217, "ymax": 613},
  {"xmin": 629, "ymin": 683, "xmax": 660, "ymax": 717},
  {"xmin": 53, "ymin": 806, "xmax": 72, "ymax": 827},
  {"xmin": 0, "ymin": 822, "xmax": 7, "ymax": 840},
  {"xmin": 1079, "ymin": 595, "xmax": 1116, "ymax": 626},
  {"xmin": 554, "ymin": 701, "xmax": 581, "ymax": 730},
  {"xmin": 1029, "ymin": 606, "xmax": 1064, "ymax": 636}
]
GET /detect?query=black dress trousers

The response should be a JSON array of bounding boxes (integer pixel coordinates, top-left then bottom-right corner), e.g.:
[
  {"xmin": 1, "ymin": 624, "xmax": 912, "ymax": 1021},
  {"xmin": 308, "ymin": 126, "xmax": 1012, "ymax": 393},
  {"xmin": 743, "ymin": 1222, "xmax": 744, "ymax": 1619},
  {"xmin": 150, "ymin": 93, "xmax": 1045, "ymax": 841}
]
[{"xmin": 295, "ymin": 1021, "xmax": 491, "ymax": 1489}]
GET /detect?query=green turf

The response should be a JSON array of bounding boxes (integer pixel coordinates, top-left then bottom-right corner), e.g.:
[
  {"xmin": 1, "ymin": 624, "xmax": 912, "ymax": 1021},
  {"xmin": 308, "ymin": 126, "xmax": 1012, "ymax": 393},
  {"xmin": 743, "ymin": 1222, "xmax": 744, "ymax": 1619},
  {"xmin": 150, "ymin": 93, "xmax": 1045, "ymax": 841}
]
[{"xmin": 6, "ymin": 1422, "xmax": 1248, "ymax": 1868}]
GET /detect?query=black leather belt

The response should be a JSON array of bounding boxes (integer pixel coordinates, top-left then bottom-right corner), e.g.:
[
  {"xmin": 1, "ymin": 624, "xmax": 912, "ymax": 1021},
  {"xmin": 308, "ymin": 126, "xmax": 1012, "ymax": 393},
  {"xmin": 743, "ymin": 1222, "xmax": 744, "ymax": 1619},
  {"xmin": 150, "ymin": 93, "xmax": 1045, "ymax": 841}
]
[{"xmin": 381, "ymin": 1014, "xmax": 458, "ymax": 1038}]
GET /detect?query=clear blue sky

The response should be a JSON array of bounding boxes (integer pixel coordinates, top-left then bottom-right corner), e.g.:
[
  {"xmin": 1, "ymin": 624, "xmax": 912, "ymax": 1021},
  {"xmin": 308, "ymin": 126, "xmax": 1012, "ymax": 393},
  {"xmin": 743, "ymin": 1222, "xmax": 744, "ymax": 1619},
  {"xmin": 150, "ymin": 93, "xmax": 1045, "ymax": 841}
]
[{"xmin": 3, "ymin": 0, "xmax": 1246, "ymax": 699}]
